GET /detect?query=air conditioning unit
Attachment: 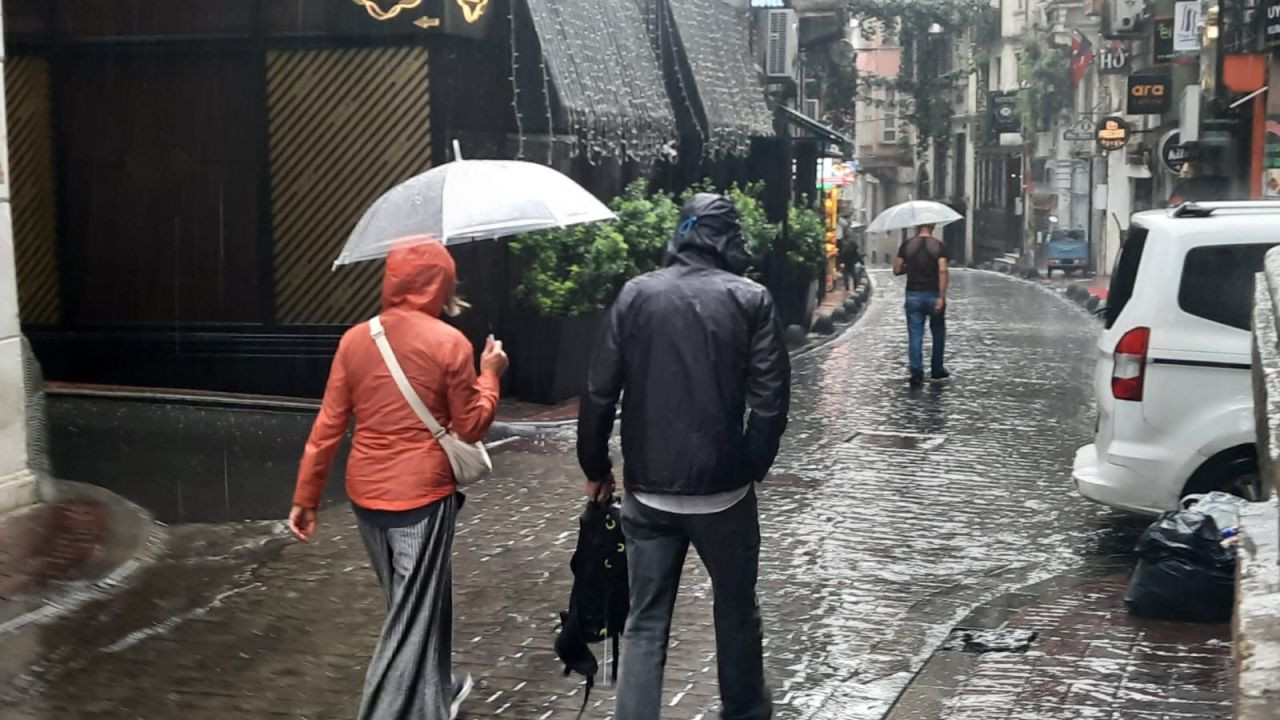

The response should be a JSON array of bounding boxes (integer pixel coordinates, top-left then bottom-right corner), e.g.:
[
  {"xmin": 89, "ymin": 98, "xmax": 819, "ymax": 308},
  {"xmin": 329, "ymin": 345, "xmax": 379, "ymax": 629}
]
[
  {"xmin": 1102, "ymin": 0, "xmax": 1146, "ymax": 37},
  {"xmin": 804, "ymin": 98, "xmax": 821, "ymax": 119},
  {"xmin": 761, "ymin": 9, "xmax": 798, "ymax": 79}
]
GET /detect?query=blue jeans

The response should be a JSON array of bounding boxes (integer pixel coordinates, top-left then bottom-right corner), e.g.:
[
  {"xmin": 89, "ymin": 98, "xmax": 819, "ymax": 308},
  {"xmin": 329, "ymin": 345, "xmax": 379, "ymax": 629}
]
[{"xmin": 905, "ymin": 291, "xmax": 946, "ymax": 376}]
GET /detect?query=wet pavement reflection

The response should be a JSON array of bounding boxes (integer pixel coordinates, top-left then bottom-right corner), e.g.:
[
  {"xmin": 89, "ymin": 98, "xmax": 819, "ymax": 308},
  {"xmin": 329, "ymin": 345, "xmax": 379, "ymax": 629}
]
[{"xmin": 0, "ymin": 271, "xmax": 1228, "ymax": 719}]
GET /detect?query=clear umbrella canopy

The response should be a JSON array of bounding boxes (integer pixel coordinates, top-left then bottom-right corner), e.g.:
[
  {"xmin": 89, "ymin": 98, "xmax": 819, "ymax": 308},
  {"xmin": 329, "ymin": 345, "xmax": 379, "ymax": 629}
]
[
  {"xmin": 334, "ymin": 150, "xmax": 615, "ymax": 267},
  {"xmin": 866, "ymin": 200, "xmax": 963, "ymax": 234}
]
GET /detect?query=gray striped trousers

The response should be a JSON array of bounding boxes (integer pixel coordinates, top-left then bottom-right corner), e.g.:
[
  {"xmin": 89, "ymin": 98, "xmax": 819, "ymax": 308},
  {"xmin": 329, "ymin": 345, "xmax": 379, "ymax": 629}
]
[{"xmin": 355, "ymin": 494, "xmax": 458, "ymax": 720}]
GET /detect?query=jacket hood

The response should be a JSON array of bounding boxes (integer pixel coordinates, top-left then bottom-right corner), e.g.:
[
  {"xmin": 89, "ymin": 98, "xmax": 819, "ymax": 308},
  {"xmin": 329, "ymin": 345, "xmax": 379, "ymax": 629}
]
[
  {"xmin": 666, "ymin": 193, "xmax": 750, "ymax": 275},
  {"xmin": 381, "ymin": 236, "xmax": 456, "ymax": 316}
]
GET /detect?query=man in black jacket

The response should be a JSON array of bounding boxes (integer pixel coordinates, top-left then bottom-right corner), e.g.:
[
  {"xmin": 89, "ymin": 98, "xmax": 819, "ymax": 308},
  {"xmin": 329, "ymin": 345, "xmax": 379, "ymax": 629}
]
[{"xmin": 577, "ymin": 193, "xmax": 791, "ymax": 720}]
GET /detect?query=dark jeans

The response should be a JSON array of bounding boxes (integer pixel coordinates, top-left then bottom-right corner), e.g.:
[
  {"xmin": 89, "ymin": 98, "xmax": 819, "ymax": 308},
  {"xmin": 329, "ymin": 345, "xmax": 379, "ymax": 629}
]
[
  {"xmin": 905, "ymin": 290, "xmax": 946, "ymax": 376},
  {"xmin": 616, "ymin": 490, "xmax": 771, "ymax": 720}
]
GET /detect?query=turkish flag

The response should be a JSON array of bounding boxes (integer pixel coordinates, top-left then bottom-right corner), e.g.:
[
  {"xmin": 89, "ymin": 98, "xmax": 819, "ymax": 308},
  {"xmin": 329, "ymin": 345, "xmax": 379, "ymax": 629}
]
[{"xmin": 1070, "ymin": 33, "xmax": 1094, "ymax": 88}]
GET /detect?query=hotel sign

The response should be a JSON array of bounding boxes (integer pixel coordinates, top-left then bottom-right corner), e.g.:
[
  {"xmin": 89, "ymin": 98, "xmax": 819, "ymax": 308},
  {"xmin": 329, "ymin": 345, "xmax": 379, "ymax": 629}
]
[{"xmin": 1096, "ymin": 116, "xmax": 1132, "ymax": 151}]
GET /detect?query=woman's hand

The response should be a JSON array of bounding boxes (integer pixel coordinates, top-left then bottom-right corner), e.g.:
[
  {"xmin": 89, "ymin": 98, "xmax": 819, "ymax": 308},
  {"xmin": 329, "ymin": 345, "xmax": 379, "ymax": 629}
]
[
  {"xmin": 289, "ymin": 505, "xmax": 318, "ymax": 542},
  {"xmin": 481, "ymin": 335, "xmax": 509, "ymax": 377}
]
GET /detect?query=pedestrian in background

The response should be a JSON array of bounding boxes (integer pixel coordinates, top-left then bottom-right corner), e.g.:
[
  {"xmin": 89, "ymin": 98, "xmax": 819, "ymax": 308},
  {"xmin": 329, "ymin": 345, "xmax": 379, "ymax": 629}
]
[
  {"xmin": 894, "ymin": 224, "xmax": 950, "ymax": 386},
  {"xmin": 578, "ymin": 193, "xmax": 791, "ymax": 720},
  {"xmin": 839, "ymin": 236, "xmax": 864, "ymax": 291},
  {"xmin": 290, "ymin": 238, "xmax": 508, "ymax": 720}
]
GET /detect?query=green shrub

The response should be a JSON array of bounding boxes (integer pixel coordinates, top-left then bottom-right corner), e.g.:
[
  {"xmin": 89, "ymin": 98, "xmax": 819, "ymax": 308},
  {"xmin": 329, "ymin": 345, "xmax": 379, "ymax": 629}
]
[
  {"xmin": 512, "ymin": 181, "xmax": 813, "ymax": 317},
  {"xmin": 509, "ymin": 221, "xmax": 629, "ymax": 318},
  {"xmin": 785, "ymin": 203, "xmax": 827, "ymax": 273}
]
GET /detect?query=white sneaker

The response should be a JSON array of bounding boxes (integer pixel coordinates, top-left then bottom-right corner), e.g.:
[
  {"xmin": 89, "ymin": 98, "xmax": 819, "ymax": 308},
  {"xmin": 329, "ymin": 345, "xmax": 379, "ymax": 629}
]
[{"xmin": 449, "ymin": 673, "xmax": 474, "ymax": 720}]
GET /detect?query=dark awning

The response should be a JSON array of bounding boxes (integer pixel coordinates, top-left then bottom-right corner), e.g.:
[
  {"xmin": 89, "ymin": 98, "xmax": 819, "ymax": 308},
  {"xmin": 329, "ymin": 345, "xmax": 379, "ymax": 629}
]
[
  {"xmin": 779, "ymin": 105, "xmax": 854, "ymax": 150},
  {"xmin": 524, "ymin": 0, "xmax": 678, "ymax": 163},
  {"xmin": 665, "ymin": 0, "xmax": 775, "ymax": 157}
]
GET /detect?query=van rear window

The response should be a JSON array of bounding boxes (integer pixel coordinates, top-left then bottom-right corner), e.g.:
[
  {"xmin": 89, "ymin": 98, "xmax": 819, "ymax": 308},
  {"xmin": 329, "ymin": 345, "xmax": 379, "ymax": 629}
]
[
  {"xmin": 1104, "ymin": 227, "xmax": 1148, "ymax": 329},
  {"xmin": 1178, "ymin": 243, "xmax": 1276, "ymax": 330}
]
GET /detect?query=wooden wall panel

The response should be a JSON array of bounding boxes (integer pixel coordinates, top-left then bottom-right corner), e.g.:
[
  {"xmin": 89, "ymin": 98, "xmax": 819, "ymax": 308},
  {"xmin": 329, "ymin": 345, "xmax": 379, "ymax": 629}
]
[
  {"xmin": 58, "ymin": 50, "xmax": 268, "ymax": 325},
  {"xmin": 7, "ymin": 57, "xmax": 60, "ymax": 325},
  {"xmin": 268, "ymin": 46, "xmax": 431, "ymax": 324}
]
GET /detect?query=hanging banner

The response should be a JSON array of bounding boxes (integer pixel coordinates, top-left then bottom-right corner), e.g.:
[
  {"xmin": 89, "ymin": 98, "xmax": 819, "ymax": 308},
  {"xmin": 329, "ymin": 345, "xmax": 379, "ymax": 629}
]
[
  {"xmin": 1153, "ymin": 17, "xmax": 1175, "ymax": 64},
  {"xmin": 990, "ymin": 91, "xmax": 1021, "ymax": 134},
  {"xmin": 1174, "ymin": 2, "xmax": 1202, "ymax": 54}
]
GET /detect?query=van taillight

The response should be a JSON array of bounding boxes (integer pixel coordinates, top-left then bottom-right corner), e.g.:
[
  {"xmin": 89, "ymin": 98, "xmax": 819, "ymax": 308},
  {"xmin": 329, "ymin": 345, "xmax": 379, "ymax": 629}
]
[{"xmin": 1112, "ymin": 327, "xmax": 1150, "ymax": 402}]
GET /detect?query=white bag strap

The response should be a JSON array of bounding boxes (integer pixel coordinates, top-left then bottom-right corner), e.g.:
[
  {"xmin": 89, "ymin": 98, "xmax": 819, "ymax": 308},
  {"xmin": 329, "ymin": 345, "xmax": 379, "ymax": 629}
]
[{"xmin": 369, "ymin": 316, "xmax": 448, "ymax": 440}]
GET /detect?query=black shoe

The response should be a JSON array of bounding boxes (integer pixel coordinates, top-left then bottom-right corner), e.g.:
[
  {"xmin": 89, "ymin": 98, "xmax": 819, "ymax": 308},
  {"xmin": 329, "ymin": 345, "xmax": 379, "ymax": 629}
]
[
  {"xmin": 909, "ymin": 373, "xmax": 924, "ymax": 387},
  {"xmin": 931, "ymin": 369, "xmax": 951, "ymax": 381}
]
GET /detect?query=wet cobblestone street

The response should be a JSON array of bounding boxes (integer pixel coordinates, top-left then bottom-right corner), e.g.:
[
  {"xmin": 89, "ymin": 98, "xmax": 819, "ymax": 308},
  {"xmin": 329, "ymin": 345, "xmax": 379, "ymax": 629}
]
[{"xmin": 0, "ymin": 271, "xmax": 1233, "ymax": 719}]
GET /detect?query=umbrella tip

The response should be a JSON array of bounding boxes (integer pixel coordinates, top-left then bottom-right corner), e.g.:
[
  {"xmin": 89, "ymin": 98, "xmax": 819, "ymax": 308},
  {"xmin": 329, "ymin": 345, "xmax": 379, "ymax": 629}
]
[{"xmin": 452, "ymin": 139, "xmax": 463, "ymax": 161}]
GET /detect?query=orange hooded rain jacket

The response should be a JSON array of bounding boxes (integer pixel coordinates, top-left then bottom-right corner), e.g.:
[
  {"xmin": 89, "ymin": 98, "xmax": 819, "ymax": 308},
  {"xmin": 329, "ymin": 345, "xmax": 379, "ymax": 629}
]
[{"xmin": 293, "ymin": 239, "xmax": 501, "ymax": 511}]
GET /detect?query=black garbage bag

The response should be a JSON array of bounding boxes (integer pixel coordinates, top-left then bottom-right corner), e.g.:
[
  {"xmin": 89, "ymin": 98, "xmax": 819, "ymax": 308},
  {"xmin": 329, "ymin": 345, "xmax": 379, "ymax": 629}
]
[
  {"xmin": 555, "ymin": 498, "xmax": 629, "ymax": 715},
  {"xmin": 1125, "ymin": 509, "xmax": 1236, "ymax": 622}
]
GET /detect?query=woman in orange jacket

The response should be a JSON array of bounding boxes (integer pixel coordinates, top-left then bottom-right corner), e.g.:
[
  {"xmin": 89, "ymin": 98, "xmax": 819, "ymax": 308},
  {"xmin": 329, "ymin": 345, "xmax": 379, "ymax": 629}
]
[{"xmin": 289, "ymin": 238, "xmax": 507, "ymax": 720}]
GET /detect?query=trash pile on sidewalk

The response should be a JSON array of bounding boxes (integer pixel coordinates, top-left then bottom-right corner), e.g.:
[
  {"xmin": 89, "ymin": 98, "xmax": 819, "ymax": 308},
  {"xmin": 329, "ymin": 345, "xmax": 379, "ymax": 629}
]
[{"xmin": 1126, "ymin": 491, "xmax": 1248, "ymax": 622}]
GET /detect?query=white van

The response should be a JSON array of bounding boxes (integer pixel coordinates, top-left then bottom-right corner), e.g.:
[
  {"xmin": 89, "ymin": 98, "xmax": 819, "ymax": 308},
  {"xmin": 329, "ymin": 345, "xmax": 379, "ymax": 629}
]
[{"xmin": 1072, "ymin": 202, "xmax": 1275, "ymax": 515}]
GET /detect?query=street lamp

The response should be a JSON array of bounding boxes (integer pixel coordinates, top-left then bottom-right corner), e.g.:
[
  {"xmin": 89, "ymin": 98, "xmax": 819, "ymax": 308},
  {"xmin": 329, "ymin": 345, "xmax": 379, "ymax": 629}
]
[{"xmin": 927, "ymin": 22, "xmax": 944, "ymax": 35}]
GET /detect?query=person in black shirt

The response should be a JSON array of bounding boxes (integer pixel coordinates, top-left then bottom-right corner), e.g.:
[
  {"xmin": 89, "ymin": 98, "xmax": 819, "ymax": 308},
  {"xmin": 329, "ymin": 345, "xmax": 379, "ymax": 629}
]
[{"xmin": 893, "ymin": 224, "xmax": 950, "ymax": 386}]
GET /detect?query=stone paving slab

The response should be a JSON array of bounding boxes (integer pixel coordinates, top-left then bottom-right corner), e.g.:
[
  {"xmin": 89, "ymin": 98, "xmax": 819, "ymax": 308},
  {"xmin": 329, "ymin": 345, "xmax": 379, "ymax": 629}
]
[
  {"xmin": 0, "ymin": 272, "xmax": 1233, "ymax": 719},
  {"xmin": 886, "ymin": 572, "xmax": 1232, "ymax": 720}
]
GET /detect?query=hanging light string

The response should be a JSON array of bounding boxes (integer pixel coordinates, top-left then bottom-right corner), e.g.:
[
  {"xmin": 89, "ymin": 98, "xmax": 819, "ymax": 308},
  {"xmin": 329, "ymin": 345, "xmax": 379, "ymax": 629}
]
[
  {"xmin": 659, "ymin": 0, "xmax": 707, "ymax": 156},
  {"xmin": 509, "ymin": 0, "xmax": 527, "ymax": 159}
]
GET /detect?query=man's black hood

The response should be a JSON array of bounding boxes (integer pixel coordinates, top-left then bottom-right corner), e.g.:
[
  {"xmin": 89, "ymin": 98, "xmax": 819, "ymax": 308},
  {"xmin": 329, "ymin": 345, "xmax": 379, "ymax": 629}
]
[{"xmin": 665, "ymin": 193, "xmax": 751, "ymax": 275}]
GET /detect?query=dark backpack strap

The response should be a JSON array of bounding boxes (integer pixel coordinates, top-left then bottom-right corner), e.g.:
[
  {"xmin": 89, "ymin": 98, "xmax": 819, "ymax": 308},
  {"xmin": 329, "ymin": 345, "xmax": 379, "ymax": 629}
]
[{"xmin": 577, "ymin": 674, "xmax": 595, "ymax": 719}]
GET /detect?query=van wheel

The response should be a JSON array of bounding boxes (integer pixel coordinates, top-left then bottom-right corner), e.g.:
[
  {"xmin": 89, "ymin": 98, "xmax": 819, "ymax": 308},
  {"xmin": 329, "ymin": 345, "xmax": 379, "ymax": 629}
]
[{"xmin": 1183, "ymin": 447, "xmax": 1265, "ymax": 501}]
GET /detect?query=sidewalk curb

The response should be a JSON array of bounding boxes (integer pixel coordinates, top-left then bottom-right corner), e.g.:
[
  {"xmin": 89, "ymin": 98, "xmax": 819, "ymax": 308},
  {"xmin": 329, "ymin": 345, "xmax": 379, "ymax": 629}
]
[
  {"xmin": 0, "ymin": 479, "xmax": 167, "ymax": 636},
  {"xmin": 882, "ymin": 562, "xmax": 1134, "ymax": 720},
  {"xmin": 971, "ymin": 267, "xmax": 1106, "ymax": 321},
  {"xmin": 489, "ymin": 276, "xmax": 878, "ymax": 436}
]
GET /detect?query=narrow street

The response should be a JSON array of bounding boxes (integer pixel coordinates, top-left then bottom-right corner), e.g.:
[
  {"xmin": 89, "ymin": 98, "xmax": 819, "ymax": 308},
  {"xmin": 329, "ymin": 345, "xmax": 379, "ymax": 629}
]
[{"xmin": 0, "ymin": 271, "xmax": 1229, "ymax": 719}]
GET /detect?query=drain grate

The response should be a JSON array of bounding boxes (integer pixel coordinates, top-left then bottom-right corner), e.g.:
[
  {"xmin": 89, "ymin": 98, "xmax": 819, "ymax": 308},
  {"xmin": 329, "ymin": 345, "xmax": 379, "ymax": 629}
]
[
  {"xmin": 844, "ymin": 431, "xmax": 947, "ymax": 451},
  {"xmin": 941, "ymin": 628, "xmax": 1038, "ymax": 654}
]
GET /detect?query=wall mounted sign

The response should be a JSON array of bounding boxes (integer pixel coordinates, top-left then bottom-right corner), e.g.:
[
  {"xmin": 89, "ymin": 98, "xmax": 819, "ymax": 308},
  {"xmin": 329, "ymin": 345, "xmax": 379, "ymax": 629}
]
[
  {"xmin": 1267, "ymin": 0, "xmax": 1280, "ymax": 49},
  {"xmin": 1096, "ymin": 116, "xmax": 1132, "ymax": 151},
  {"xmin": 1173, "ymin": 1, "xmax": 1202, "ymax": 54},
  {"xmin": 1153, "ymin": 17, "xmax": 1175, "ymax": 64},
  {"xmin": 355, "ymin": 0, "xmax": 422, "ymax": 20},
  {"xmin": 1128, "ymin": 72, "xmax": 1173, "ymax": 114},
  {"xmin": 990, "ymin": 91, "xmax": 1021, "ymax": 134},
  {"xmin": 1158, "ymin": 129, "xmax": 1192, "ymax": 173},
  {"xmin": 1064, "ymin": 117, "xmax": 1097, "ymax": 141},
  {"xmin": 353, "ymin": 0, "xmax": 490, "ymax": 35},
  {"xmin": 1096, "ymin": 43, "xmax": 1131, "ymax": 74}
]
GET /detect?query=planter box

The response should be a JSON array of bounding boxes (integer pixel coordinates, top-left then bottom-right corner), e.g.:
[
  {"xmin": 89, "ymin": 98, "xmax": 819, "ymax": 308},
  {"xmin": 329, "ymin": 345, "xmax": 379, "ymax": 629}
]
[{"xmin": 507, "ymin": 311, "xmax": 604, "ymax": 405}]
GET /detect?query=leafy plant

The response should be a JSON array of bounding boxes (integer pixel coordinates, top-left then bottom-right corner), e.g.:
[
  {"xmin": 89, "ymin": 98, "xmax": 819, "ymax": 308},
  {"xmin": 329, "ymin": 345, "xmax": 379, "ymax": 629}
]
[
  {"xmin": 1017, "ymin": 30, "xmax": 1071, "ymax": 134},
  {"xmin": 510, "ymin": 221, "xmax": 630, "ymax": 318},
  {"xmin": 785, "ymin": 203, "xmax": 828, "ymax": 273},
  {"xmin": 611, "ymin": 179, "xmax": 679, "ymax": 276}
]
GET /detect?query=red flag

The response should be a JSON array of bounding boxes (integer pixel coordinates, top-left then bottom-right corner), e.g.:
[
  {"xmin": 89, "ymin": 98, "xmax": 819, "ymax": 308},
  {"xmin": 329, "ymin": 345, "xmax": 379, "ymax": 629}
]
[{"xmin": 1070, "ymin": 33, "xmax": 1093, "ymax": 88}]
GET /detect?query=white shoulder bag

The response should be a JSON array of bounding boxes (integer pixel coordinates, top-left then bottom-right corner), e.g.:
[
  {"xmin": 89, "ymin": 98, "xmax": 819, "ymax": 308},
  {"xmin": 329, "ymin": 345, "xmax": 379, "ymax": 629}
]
[{"xmin": 369, "ymin": 316, "xmax": 493, "ymax": 484}]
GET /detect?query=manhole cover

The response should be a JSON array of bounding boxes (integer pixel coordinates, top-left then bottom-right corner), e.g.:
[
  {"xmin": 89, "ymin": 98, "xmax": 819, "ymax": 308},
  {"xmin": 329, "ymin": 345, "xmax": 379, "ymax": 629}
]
[
  {"xmin": 941, "ymin": 628, "xmax": 1038, "ymax": 653},
  {"xmin": 845, "ymin": 431, "xmax": 947, "ymax": 451}
]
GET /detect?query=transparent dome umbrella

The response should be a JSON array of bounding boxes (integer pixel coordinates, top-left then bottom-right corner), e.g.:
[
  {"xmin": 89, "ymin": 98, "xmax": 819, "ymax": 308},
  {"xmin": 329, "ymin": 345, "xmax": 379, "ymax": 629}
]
[
  {"xmin": 866, "ymin": 200, "xmax": 963, "ymax": 234},
  {"xmin": 333, "ymin": 142, "xmax": 616, "ymax": 267}
]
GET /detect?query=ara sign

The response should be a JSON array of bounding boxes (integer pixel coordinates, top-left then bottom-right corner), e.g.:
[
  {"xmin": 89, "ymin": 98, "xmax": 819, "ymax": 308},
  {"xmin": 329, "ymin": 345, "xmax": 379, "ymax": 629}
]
[{"xmin": 1128, "ymin": 73, "xmax": 1173, "ymax": 114}]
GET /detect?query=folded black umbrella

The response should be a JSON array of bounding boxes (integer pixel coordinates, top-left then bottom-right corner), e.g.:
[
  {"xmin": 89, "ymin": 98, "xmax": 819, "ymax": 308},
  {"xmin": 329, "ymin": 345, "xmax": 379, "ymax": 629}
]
[{"xmin": 555, "ymin": 497, "xmax": 629, "ymax": 715}]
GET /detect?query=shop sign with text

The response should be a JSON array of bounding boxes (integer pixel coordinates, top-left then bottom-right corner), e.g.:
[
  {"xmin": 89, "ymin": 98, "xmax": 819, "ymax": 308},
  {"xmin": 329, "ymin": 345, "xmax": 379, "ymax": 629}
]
[
  {"xmin": 1128, "ymin": 72, "xmax": 1172, "ymax": 114},
  {"xmin": 1097, "ymin": 116, "xmax": 1131, "ymax": 151}
]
